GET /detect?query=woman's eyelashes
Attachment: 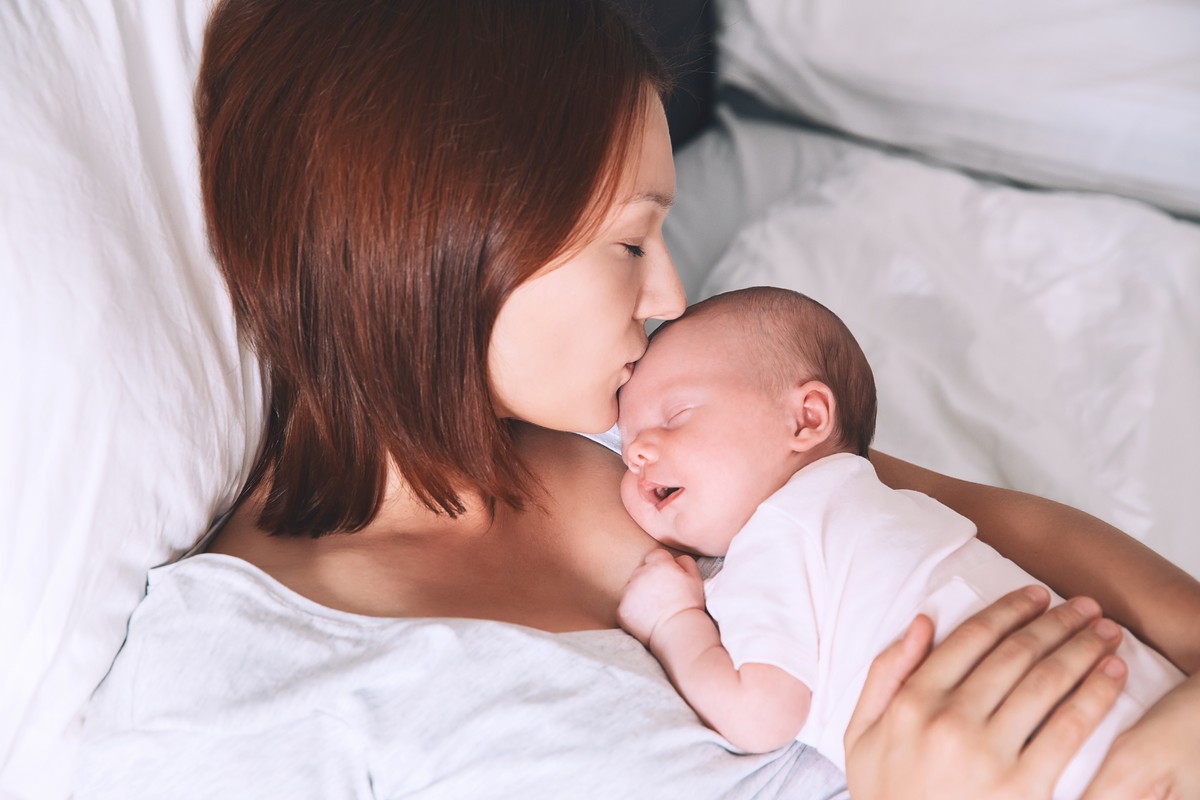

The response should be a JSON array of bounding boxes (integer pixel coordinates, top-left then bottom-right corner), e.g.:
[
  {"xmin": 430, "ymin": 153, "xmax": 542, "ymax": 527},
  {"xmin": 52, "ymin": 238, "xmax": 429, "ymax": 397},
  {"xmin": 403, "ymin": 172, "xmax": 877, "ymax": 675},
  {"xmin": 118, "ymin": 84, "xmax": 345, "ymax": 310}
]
[{"xmin": 622, "ymin": 243, "xmax": 646, "ymax": 258}]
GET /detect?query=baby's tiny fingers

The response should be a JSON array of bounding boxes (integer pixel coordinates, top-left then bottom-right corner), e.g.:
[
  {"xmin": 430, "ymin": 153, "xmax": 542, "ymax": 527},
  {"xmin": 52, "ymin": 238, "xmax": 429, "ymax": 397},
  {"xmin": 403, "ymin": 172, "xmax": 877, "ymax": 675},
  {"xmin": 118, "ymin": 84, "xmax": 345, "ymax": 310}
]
[
  {"xmin": 643, "ymin": 548, "xmax": 674, "ymax": 565},
  {"xmin": 674, "ymin": 554, "xmax": 701, "ymax": 579}
]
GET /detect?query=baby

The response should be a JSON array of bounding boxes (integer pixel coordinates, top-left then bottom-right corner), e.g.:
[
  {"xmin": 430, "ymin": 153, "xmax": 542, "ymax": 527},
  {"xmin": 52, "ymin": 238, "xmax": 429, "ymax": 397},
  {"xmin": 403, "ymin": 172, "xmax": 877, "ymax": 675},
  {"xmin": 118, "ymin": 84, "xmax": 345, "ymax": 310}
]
[{"xmin": 615, "ymin": 286, "xmax": 1184, "ymax": 798}]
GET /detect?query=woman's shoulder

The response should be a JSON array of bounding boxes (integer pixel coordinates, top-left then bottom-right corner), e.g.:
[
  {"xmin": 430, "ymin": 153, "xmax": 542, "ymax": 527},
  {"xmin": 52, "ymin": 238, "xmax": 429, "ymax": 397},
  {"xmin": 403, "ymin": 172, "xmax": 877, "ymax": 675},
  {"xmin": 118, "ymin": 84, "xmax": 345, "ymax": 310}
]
[
  {"xmin": 80, "ymin": 550, "xmax": 849, "ymax": 800},
  {"xmin": 513, "ymin": 423, "xmax": 629, "ymax": 513}
]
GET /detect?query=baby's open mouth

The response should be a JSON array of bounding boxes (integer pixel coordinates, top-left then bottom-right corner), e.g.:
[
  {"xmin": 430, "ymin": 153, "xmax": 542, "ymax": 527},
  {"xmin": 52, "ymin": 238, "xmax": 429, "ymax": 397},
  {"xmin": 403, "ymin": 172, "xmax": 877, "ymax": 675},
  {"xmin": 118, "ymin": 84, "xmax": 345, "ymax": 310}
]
[
  {"xmin": 635, "ymin": 476, "xmax": 683, "ymax": 510},
  {"xmin": 641, "ymin": 482, "xmax": 682, "ymax": 509}
]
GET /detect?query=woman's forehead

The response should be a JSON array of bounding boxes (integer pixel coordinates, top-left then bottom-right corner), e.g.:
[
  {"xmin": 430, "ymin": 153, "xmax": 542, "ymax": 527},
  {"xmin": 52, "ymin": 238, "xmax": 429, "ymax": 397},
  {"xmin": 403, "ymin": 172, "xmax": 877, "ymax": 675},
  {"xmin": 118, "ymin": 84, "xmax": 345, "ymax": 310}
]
[{"xmin": 614, "ymin": 98, "xmax": 675, "ymax": 205}]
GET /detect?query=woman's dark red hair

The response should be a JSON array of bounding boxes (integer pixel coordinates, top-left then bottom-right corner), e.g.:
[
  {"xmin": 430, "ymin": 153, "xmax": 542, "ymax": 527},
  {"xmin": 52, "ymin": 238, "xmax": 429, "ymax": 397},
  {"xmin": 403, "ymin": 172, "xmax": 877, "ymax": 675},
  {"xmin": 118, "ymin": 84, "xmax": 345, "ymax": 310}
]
[{"xmin": 197, "ymin": 0, "xmax": 669, "ymax": 536}]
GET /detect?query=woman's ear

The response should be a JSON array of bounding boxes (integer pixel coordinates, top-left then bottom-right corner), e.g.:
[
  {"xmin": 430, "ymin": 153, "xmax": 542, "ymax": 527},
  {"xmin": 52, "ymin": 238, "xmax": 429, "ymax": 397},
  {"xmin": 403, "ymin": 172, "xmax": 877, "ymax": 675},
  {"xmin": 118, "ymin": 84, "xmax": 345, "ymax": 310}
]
[{"xmin": 785, "ymin": 381, "xmax": 836, "ymax": 453}]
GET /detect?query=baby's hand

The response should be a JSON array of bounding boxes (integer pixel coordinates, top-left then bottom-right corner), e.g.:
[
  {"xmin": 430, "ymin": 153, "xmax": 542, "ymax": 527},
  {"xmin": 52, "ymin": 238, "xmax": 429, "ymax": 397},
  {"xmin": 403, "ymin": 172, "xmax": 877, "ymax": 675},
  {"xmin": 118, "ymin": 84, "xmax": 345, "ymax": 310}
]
[{"xmin": 617, "ymin": 549, "xmax": 706, "ymax": 646}]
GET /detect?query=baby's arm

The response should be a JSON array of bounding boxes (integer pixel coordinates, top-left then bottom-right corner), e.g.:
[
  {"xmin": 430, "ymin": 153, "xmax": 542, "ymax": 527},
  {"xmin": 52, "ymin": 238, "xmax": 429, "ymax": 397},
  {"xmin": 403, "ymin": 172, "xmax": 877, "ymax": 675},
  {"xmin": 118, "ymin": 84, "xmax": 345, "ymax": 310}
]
[{"xmin": 617, "ymin": 549, "xmax": 812, "ymax": 753}]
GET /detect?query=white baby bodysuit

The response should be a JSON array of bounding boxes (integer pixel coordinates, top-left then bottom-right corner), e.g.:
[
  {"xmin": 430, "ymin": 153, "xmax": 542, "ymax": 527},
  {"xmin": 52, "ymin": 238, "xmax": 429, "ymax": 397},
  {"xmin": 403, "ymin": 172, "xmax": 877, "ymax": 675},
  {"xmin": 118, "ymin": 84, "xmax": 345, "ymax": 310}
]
[{"xmin": 705, "ymin": 453, "xmax": 1184, "ymax": 799}]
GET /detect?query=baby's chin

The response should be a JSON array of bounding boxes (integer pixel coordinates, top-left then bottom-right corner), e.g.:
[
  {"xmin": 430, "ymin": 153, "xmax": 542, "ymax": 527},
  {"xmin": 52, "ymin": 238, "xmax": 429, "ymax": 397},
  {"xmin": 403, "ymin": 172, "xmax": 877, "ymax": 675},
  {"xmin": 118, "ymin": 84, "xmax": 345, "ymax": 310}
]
[
  {"xmin": 648, "ymin": 520, "xmax": 713, "ymax": 558},
  {"xmin": 664, "ymin": 519, "xmax": 733, "ymax": 559}
]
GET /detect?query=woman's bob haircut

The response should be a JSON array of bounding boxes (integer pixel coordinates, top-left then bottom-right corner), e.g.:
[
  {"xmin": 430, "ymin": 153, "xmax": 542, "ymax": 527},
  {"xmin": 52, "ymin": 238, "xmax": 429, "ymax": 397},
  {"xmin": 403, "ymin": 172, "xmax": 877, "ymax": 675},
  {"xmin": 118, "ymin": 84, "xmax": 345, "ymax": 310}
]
[{"xmin": 197, "ymin": 0, "xmax": 670, "ymax": 537}]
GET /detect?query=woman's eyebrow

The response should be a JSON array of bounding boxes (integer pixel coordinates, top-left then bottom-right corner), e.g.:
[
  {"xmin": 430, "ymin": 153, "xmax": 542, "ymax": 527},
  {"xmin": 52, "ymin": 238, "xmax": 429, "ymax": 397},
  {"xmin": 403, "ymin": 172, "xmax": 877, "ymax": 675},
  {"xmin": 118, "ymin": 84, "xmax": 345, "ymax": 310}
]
[{"xmin": 624, "ymin": 190, "xmax": 675, "ymax": 210}]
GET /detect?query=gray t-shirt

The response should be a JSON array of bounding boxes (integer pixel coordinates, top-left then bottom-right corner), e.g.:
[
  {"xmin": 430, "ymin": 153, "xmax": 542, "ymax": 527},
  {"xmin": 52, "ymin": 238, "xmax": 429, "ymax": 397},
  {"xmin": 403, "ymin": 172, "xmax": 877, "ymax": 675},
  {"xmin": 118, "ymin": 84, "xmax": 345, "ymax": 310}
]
[{"xmin": 76, "ymin": 554, "xmax": 848, "ymax": 799}]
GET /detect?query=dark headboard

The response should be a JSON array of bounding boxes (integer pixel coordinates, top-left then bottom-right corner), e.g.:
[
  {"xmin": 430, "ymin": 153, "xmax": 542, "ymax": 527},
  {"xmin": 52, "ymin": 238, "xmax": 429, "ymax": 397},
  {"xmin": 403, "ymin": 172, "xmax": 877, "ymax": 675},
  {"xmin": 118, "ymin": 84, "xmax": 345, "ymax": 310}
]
[{"xmin": 614, "ymin": 0, "xmax": 716, "ymax": 150}]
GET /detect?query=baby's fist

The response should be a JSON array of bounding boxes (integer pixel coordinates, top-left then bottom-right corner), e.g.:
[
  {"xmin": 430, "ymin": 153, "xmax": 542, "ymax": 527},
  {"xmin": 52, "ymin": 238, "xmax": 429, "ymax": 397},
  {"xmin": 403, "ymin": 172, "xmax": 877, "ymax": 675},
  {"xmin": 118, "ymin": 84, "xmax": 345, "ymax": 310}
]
[{"xmin": 617, "ymin": 549, "xmax": 706, "ymax": 645}]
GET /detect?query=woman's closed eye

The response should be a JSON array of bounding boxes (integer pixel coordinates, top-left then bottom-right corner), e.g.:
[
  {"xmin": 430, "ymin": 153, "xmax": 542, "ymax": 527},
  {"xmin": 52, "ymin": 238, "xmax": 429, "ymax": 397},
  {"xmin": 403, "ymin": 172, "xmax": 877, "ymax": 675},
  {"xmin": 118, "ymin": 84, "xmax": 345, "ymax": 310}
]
[{"xmin": 622, "ymin": 243, "xmax": 646, "ymax": 258}]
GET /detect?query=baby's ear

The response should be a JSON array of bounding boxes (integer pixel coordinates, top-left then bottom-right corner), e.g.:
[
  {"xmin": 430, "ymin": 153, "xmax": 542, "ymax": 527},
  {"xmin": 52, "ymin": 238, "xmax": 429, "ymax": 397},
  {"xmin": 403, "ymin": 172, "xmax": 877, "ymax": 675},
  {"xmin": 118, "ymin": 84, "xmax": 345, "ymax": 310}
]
[{"xmin": 785, "ymin": 381, "xmax": 835, "ymax": 453}]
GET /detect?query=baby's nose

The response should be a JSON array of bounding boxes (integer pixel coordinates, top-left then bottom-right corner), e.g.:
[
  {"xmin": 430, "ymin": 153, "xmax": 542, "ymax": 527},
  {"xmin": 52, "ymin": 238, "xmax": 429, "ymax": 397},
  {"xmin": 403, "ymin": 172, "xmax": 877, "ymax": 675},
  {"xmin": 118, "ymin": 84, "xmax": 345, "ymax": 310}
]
[{"xmin": 624, "ymin": 436, "xmax": 657, "ymax": 472}]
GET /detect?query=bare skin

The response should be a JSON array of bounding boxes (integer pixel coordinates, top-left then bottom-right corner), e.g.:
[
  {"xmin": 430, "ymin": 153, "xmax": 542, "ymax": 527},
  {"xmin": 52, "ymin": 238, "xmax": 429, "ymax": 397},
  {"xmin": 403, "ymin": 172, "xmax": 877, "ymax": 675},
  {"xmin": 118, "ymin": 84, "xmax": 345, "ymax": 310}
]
[
  {"xmin": 212, "ymin": 426, "xmax": 1200, "ymax": 665},
  {"xmin": 209, "ymin": 424, "xmax": 658, "ymax": 631}
]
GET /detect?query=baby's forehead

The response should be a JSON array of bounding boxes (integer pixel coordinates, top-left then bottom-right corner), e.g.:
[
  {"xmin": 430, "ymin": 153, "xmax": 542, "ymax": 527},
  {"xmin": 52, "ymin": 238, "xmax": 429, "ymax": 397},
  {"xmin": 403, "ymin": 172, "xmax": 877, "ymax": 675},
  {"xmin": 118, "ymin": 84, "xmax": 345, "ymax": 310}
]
[
  {"xmin": 649, "ymin": 312, "xmax": 746, "ymax": 365},
  {"xmin": 634, "ymin": 322, "xmax": 750, "ymax": 393},
  {"xmin": 655, "ymin": 309, "xmax": 739, "ymax": 348}
]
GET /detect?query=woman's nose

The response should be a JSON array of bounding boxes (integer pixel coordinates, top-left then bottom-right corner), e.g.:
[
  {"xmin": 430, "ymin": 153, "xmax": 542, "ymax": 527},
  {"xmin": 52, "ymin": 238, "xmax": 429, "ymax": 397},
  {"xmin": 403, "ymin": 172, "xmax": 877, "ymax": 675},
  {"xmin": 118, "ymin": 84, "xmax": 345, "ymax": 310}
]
[{"xmin": 637, "ymin": 249, "xmax": 686, "ymax": 323}]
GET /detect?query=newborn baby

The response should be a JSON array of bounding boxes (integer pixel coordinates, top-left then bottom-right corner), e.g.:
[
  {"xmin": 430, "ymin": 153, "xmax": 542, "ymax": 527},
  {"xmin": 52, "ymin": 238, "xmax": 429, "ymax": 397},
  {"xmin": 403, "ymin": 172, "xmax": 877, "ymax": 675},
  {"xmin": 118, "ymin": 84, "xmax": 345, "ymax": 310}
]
[{"xmin": 614, "ymin": 286, "xmax": 1184, "ymax": 798}]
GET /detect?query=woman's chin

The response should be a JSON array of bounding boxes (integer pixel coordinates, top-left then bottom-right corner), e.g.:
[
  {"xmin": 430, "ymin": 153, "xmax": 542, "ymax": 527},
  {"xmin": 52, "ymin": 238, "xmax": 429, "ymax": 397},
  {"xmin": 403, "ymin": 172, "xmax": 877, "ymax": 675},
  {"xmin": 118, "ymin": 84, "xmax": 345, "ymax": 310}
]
[
  {"xmin": 509, "ymin": 399, "xmax": 616, "ymax": 436},
  {"xmin": 563, "ymin": 402, "xmax": 618, "ymax": 435},
  {"xmin": 572, "ymin": 419, "xmax": 617, "ymax": 436}
]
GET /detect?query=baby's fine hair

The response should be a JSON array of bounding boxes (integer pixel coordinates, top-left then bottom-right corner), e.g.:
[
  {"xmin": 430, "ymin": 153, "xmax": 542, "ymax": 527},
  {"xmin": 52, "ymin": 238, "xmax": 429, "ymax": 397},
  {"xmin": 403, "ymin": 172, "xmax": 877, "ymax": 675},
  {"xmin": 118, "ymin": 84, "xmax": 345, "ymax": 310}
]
[{"xmin": 682, "ymin": 287, "xmax": 877, "ymax": 456}]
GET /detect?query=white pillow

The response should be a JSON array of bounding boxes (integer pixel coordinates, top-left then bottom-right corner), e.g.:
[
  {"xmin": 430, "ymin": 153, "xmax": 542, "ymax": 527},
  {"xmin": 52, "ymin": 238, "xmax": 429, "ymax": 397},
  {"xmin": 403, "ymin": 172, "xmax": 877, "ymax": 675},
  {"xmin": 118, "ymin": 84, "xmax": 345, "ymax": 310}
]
[
  {"xmin": 717, "ymin": 0, "xmax": 1200, "ymax": 219},
  {"xmin": 0, "ymin": 2, "xmax": 261, "ymax": 798},
  {"xmin": 696, "ymin": 129, "xmax": 1200, "ymax": 579},
  {"xmin": 664, "ymin": 105, "xmax": 865, "ymax": 303}
]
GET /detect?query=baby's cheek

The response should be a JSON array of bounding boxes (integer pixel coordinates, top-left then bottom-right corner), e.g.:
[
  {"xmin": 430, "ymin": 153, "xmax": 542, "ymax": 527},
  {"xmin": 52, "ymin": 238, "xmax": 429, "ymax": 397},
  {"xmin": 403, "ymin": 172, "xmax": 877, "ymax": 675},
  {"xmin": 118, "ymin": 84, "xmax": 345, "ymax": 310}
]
[
  {"xmin": 620, "ymin": 471, "xmax": 661, "ymax": 540},
  {"xmin": 619, "ymin": 471, "xmax": 641, "ymax": 521}
]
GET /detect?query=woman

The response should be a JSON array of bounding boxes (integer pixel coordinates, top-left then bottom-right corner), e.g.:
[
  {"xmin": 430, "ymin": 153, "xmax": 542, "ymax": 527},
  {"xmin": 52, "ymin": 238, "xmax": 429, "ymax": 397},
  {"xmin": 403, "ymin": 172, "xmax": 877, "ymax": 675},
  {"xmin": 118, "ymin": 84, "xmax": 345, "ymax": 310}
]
[{"xmin": 77, "ymin": 1, "xmax": 1200, "ymax": 798}]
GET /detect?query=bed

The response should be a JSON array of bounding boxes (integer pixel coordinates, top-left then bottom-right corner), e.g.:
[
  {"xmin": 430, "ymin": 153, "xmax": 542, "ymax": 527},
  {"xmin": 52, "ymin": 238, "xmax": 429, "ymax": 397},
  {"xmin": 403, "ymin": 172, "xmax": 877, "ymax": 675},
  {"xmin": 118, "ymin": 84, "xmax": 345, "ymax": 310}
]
[{"xmin": 2, "ymin": 1, "xmax": 1197, "ymax": 797}]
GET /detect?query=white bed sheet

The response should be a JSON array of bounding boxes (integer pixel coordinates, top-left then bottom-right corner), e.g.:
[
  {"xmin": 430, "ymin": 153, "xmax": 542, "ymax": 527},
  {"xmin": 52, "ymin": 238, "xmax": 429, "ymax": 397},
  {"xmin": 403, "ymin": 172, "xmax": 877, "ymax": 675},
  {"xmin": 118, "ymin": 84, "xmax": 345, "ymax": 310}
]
[
  {"xmin": 1, "ymin": 2, "xmax": 260, "ymax": 798},
  {"xmin": 666, "ymin": 107, "xmax": 1200, "ymax": 578}
]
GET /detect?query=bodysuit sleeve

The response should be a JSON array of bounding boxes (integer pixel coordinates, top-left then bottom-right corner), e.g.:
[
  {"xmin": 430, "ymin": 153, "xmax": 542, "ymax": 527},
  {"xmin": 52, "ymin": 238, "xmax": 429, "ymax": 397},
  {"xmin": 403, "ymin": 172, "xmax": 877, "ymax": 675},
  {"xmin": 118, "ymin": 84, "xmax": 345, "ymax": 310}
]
[{"xmin": 704, "ymin": 499, "xmax": 824, "ymax": 691}]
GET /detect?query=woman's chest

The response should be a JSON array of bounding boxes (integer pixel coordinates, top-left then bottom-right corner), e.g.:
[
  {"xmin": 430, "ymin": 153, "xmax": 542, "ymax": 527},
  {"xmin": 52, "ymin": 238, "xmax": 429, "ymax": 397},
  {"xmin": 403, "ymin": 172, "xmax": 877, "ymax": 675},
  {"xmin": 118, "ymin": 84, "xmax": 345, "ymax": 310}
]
[{"xmin": 373, "ymin": 500, "xmax": 657, "ymax": 631}]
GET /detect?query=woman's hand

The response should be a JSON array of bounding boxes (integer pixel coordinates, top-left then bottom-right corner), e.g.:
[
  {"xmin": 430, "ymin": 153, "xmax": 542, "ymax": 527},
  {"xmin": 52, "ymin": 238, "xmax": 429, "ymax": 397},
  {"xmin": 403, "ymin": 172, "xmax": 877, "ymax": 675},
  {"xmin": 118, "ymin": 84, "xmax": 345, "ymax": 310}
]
[
  {"xmin": 616, "ymin": 549, "xmax": 706, "ymax": 646},
  {"xmin": 844, "ymin": 586, "xmax": 1128, "ymax": 800},
  {"xmin": 1082, "ymin": 672, "xmax": 1200, "ymax": 800}
]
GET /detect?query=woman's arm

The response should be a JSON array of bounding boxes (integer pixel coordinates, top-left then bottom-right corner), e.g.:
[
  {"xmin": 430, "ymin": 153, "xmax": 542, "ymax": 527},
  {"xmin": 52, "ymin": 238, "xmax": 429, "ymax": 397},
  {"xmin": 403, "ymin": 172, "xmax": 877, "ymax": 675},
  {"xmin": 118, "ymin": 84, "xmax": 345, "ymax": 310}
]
[{"xmin": 871, "ymin": 450, "xmax": 1200, "ymax": 673}]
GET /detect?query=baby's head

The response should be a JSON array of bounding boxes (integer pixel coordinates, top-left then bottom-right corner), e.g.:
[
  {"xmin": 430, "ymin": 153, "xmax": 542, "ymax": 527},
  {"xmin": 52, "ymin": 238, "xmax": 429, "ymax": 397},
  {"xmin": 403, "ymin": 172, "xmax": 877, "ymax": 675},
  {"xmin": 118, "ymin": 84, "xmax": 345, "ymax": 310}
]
[{"xmin": 617, "ymin": 286, "xmax": 876, "ymax": 556}]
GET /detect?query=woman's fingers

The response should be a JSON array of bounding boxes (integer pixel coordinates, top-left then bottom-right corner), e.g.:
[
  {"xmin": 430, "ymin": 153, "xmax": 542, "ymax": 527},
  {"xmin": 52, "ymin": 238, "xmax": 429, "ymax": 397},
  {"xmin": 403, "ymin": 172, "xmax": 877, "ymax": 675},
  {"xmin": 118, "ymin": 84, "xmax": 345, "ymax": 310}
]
[
  {"xmin": 988, "ymin": 614, "xmax": 1123, "ymax": 745},
  {"xmin": 843, "ymin": 590, "xmax": 1129, "ymax": 800},
  {"xmin": 844, "ymin": 614, "xmax": 934, "ymax": 753},
  {"xmin": 953, "ymin": 594, "xmax": 1104, "ymax": 720},
  {"xmin": 903, "ymin": 586, "xmax": 1051, "ymax": 702},
  {"xmin": 1019, "ymin": 655, "xmax": 1127, "ymax": 790}
]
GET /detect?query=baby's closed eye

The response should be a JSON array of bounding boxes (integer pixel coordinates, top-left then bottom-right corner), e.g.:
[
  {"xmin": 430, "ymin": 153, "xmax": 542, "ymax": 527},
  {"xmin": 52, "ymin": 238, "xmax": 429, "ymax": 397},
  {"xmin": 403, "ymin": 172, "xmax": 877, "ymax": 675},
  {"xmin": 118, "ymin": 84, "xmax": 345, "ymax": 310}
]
[{"xmin": 664, "ymin": 406, "xmax": 693, "ymax": 427}]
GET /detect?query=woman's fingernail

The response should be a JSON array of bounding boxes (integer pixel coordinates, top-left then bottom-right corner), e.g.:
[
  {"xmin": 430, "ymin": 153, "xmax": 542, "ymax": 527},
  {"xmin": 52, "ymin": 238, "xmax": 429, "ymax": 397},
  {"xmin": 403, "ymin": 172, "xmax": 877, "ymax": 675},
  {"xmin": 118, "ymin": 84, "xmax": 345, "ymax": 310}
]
[
  {"xmin": 1102, "ymin": 656, "xmax": 1127, "ymax": 679},
  {"xmin": 1068, "ymin": 596, "xmax": 1100, "ymax": 618},
  {"xmin": 1022, "ymin": 585, "xmax": 1049, "ymax": 602},
  {"xmin": 1094, "ymin": 618, "xmax": 1121, "ymax": 640}
]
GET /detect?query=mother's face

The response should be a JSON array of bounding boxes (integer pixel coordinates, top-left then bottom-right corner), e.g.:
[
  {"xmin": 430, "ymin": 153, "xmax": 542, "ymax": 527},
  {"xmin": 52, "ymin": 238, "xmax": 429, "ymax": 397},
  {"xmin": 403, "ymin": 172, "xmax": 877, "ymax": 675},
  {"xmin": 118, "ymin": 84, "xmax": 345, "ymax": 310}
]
[{"xmin": 489, "ymin": 99, "xmax": 685, "ymax": 433}]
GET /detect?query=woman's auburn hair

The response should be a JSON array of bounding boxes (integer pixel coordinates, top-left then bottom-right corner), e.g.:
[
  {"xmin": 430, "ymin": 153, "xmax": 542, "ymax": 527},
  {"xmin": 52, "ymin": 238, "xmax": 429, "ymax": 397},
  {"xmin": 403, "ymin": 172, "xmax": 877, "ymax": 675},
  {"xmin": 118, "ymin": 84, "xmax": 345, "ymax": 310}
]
[{"xmin": 197, "ymin": 0, "xmax": 669, "ymax": 537}]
